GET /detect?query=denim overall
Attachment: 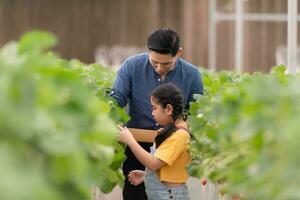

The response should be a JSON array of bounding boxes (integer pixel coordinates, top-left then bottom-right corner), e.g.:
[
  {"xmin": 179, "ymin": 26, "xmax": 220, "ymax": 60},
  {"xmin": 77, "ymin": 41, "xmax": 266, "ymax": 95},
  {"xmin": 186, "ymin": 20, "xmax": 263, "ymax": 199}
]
[{"xmin": 144, "ymin": 146, "xmax": 190, "ymax": 200}]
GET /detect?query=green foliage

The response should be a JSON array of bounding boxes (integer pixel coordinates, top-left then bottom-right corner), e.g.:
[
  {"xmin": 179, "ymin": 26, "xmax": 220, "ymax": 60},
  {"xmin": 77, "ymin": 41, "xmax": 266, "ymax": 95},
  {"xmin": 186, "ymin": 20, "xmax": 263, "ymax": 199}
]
[
  {"xmin": 0, "ymin": 31, "xmax": 128, "ymax": 199},
  {"xmin": 66, "ymin": 59, "xmax": 130, "ymax": 123},
  {"xmin": 8, "ymin": 30, "xmax": 300, "ymax": 200},
  {"xmin": 189, "ymin": 66, "xmax": 300, "ymax": 199},
  {"xmin": 65, "ymin": 59, "xmax": 129, "ymax": 192}
]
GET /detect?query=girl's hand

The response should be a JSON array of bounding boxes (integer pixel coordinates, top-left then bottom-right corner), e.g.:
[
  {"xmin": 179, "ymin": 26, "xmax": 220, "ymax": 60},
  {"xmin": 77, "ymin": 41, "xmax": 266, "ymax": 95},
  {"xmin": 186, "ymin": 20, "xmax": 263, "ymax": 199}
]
[
  {"xmin": 128, "ymin": 170, "xmax": 145, "ymax": 186},
  {"xmin": 117, "ymin": 125, "xmax": 135, "ymax": 145}
]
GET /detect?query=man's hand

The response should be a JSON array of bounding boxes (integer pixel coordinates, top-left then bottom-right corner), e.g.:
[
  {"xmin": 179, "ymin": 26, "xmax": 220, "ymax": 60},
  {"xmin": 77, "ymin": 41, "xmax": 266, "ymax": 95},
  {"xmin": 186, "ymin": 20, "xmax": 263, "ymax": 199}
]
[{"xmin": 157, "ymin": 128, "xmax": 164, "ymax": 134}]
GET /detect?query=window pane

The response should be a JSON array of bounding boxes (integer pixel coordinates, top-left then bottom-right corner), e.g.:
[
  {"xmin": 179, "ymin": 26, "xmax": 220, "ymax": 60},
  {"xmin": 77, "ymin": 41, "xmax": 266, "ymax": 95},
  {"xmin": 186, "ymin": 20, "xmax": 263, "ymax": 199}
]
[
  {"xmin": 217, "ymin": 0, "xmax": 235, "ymax": 13},
  {"xmin": 243, "ymin": 0, "xmax": 287, "ymax": 14}
]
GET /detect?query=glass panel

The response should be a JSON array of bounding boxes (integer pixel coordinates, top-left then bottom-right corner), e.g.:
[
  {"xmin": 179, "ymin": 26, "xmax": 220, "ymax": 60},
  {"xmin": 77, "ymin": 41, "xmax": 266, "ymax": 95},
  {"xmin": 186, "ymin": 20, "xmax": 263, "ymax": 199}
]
[
  {"xmin": 217, "ymin": 0, "xmax": 235, "ymax": 13},
  {"xmin": 215, "ymin": 20, "xmax": 300, "ymax": 72},
  {"xmin": 243, "ymin": 21, "xmax": 287, "ymax": 72},
  {"xmin": 216, "ymin": 21, "xmax": 235, "ymax": 71},
  {"xmin": 216, "ymin": 0, "xmax": 300, "ymax": 15},
  {"xmin": 243, "ymin": 0, "xmax": 287, "ymax": 14}
]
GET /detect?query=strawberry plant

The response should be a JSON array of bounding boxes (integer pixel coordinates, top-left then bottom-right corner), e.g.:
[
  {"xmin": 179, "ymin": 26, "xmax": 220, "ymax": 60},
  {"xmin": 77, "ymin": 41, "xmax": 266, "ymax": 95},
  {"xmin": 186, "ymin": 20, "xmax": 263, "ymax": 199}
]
[
  {"xmin": 0, "ymin": 31, "xmax": 128, "ymax": 200},
  {"xmin": 188, "ymin": 66, "xmax": 300, "ymax": 199}
]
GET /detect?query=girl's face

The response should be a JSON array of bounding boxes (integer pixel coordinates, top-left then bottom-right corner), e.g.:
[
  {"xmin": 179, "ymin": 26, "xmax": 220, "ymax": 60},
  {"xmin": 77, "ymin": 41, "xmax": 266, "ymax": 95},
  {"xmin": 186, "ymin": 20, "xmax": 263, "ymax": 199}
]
[{"xmin": 150, "ymin": 96, "xmax": 173, "ymax": 126}]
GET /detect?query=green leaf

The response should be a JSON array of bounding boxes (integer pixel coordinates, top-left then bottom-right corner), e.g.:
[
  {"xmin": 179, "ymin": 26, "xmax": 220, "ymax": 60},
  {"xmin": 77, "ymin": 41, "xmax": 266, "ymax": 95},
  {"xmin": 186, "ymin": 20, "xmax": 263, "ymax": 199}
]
[{"xmin": 19, "ymin": 31, "xmax": 57, "ymax": 54}]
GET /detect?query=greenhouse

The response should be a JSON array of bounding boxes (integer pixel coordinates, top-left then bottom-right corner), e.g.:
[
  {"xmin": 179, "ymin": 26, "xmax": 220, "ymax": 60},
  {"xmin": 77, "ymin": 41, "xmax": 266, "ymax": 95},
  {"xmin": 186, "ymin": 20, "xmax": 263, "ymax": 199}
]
[{"xmin": 0, "ymin": 1, "xmax": 299, "ymax": 200}]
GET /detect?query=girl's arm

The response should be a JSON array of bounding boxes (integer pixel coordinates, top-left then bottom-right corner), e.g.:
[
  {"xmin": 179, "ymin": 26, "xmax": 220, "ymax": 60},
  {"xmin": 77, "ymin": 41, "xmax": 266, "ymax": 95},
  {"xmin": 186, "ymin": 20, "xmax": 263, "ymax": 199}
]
[
  {"xmin": 117, "ymin": 125, "xmax": 165, "ymax": 171},
  {"xmin": 128, "ymin": 170, "xmax": 145, "ymax": 185}
]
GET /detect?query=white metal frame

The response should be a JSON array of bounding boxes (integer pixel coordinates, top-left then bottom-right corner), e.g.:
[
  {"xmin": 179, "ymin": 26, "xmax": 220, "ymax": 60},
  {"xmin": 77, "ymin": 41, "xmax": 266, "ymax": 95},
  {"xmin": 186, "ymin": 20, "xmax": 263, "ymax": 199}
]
[
  {"xmin": 288, "ymin": 0, "xmax": 298, "ymax": 73},
  {"xmin": 209, "ymin": 0, "xmax": 299, "ymax": 73}
]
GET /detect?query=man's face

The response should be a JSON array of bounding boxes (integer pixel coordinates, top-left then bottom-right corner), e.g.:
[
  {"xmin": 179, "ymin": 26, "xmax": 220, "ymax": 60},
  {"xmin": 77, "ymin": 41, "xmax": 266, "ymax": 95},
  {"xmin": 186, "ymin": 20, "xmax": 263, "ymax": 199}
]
[{"xmin": 148, "ymin": 51, "xmax": 179, "ymax": 77}]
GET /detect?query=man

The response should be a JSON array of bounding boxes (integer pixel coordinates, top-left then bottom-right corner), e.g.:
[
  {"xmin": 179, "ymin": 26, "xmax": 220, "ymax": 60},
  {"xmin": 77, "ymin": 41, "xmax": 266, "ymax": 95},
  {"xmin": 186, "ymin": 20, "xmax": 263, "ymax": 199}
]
[{"xmin": 110, "ymin": 28, "xmax": 203, "ymax": 200}]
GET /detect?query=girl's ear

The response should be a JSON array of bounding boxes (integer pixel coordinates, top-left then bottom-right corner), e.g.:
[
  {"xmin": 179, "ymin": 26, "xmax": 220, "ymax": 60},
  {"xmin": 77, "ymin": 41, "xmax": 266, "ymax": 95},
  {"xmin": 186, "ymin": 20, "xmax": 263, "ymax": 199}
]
[{"xmin": 166, "ymin": 104, "xmax": 173, "ymax": 116}]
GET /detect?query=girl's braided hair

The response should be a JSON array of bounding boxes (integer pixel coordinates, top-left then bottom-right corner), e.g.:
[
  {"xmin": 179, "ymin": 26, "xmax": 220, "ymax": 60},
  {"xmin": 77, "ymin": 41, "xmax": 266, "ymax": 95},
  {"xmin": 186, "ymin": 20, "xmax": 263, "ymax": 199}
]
[{"xmin": 152, "ymin": 83, "xmax": 186, "ymax": 148}]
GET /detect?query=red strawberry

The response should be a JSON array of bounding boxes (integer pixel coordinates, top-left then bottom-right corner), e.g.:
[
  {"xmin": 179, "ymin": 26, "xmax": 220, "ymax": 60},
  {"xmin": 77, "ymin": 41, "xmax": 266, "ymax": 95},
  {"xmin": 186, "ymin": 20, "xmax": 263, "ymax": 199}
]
[{"xmin": 202, "ymin": 178, "xmax": 207, "ymax": 186}]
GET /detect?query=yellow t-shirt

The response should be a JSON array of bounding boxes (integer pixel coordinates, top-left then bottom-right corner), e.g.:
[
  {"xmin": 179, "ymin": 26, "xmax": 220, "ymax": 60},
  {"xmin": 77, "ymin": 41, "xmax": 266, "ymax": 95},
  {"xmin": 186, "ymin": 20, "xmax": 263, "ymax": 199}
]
[{"xmin": 154, "ymin": 129, "xmax": 191, "ymax": 183}]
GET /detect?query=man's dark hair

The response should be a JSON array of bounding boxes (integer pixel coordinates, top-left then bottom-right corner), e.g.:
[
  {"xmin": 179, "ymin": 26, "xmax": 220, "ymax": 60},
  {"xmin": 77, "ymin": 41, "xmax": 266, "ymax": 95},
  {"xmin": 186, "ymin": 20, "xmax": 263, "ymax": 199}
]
[{"xmin": 147, "ymin": 28, "xmax": 181, "ymax": 56}]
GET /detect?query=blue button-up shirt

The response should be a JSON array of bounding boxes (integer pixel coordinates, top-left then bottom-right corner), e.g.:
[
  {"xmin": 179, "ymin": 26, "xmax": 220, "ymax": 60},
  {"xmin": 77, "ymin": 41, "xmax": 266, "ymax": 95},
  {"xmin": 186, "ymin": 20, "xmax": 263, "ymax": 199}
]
[{"xmin": 110, "ymin": 53, "xmax": 203, "ymax": 130}]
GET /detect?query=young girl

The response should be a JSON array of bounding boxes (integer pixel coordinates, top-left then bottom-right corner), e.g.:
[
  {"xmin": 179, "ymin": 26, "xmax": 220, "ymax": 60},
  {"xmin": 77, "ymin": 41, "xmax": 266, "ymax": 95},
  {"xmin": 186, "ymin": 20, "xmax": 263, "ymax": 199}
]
[{"xmin": 118, "ymin": 83, "xmax": 191, "ymax": 200}]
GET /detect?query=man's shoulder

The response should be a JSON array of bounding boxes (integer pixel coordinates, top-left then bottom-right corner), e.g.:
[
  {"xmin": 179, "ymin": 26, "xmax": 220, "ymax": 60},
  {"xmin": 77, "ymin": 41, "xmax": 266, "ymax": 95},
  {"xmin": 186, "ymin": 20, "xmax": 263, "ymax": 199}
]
[
  {"xmin": 125, "ymin": 52, "xmax": 148, "ymax": 63},
  {"xmin": 119, "ymin": 53, "xmax": 148, "ymax": 72},
  {"xmin": 178, "ymin": 58, "xmax": 199, "ymax": 72},
  {"xmin": 179, "ymin": 58, "xmax": 200, "ymax": 76}
]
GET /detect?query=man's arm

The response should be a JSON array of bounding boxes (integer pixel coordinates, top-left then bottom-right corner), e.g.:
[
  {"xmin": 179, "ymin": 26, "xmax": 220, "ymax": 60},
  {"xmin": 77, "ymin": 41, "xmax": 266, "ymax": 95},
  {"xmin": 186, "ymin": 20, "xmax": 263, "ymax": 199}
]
[
  {"xmin": 110, "ymin": 60, "xmax": 132, "ymax": 108},
  {"xmin": 188, "ymin": 70, "xmax": 203, "ymax": 102},
  {"xmin": 186, "ymin": 70, "xmax": 203, "ymax": 111}
]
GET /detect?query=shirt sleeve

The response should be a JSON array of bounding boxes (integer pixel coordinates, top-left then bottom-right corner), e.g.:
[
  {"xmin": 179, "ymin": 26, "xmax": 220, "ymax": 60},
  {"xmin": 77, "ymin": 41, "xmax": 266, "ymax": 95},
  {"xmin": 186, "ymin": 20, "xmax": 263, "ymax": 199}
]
[
  {"xmin": 110, "ymin": 60, "xmax": 132, "ymax": 108},
  {"xmin": 185, "ymin": 70, "xmax": 203, "ymax": 111},
  {"xmin": 188, "ymin": 69, "xmax": 203, "ymax": 103},
  {"xmin": 154, "ymin": 131, "xmax": 190, "ymax": 166}
]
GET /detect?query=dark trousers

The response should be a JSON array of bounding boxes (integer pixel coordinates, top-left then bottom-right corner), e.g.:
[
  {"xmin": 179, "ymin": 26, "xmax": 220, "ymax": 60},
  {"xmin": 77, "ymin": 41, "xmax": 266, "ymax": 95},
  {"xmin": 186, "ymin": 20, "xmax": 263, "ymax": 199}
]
[
  {"xmin": 122, "ymin": 142, "xmax": 152, "ymax": 200},
  {"xmin": 123, "ymin": 179, "xmax": 147, "ymax": 200}
]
